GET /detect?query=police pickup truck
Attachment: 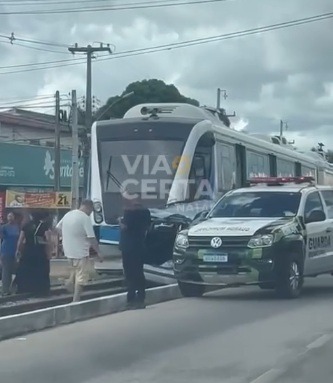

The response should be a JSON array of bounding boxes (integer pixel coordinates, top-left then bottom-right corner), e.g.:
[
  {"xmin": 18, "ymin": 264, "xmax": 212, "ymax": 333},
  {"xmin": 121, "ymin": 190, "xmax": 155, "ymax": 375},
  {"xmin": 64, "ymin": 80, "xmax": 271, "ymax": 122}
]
[{"xmin": 173, "ymin": 176, "xmax": 333, "ymax": 299}]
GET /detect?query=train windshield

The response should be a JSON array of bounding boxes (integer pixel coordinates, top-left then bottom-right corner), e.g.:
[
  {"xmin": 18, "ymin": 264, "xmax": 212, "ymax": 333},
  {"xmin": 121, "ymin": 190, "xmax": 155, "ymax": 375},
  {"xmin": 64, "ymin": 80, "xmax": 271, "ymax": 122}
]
[{"xmin": 99, "ymin": 139, "xmax": 184, "ymax": 223}]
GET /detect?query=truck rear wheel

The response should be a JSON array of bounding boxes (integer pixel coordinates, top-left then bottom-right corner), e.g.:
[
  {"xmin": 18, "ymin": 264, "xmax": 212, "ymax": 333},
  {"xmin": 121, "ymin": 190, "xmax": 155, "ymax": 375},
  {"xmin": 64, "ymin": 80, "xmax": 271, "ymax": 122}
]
[
  {"xmin": 178, "ymin": 281, "xmax": 205, "ymax": 297},
  {"xmin": 275, "ymin": 256, "xmax": 303, "ymax": 299}
]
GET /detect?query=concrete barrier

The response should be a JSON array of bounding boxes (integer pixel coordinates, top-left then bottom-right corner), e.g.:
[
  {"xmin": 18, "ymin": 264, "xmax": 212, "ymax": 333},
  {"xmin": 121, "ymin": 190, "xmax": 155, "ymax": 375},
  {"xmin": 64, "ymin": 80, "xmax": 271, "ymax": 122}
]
[{"xmin": 0, "ymin": 284, "xmax": 181, "ymax": 341}]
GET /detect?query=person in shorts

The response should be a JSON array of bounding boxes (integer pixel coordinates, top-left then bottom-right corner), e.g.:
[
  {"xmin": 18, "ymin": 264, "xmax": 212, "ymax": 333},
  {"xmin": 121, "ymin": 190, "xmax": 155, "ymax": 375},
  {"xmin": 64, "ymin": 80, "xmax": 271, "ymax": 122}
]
[{"xmin": 56, "ymin": 200, "xmax": 103, "ymax": 302}]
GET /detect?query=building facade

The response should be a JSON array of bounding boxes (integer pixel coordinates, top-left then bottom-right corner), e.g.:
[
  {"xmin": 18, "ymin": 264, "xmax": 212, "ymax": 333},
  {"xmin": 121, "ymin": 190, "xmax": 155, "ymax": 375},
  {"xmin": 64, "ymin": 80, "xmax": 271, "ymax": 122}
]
[
  {"xmin": 0, "ymin": 108, "xmax": 74, "ymax": 148},
  {"xmin": 0, "ymin": 142, "xmax": 84, "ymax": 222}
]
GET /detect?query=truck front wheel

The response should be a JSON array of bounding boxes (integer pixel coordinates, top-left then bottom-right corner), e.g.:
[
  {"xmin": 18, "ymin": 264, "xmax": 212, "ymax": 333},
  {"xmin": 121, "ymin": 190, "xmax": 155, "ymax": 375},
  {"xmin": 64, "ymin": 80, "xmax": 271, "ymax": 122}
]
[
  {"xmin": 178, "ymin": 281, "xmax": 205, "ymax": 297},
  {"xmin": 275, "ymin": 256, "xmax": 303, "ymax": 299}
]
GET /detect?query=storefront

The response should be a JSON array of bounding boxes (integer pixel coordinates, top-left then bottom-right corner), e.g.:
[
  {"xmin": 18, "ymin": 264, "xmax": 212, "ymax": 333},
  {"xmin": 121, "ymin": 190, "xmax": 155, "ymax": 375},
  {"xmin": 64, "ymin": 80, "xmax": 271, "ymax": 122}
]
[{"xmin": 0, "ymin": 142, "xmax": 84, "ymax": 222}]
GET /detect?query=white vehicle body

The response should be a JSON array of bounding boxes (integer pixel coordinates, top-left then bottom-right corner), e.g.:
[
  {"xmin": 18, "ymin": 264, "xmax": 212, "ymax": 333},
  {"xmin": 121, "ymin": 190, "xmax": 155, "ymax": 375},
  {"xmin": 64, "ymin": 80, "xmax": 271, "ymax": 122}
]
[
  {"xmin": 174, "ymin": 180, "xmax": 333, "ymax": 298},
  {"xmin": 89, "ymin": 103, "xmax": 333, "ymax": 274}
]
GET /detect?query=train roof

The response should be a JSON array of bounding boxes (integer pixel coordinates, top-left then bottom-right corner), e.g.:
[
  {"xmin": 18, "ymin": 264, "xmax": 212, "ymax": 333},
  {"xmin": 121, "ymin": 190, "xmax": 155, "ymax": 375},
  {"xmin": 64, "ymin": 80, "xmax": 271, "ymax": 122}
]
[
  {"xmin": 115, "ymin": 102, "xmax": 333, "ymax": 170},
  {"xmin": 123, "ymin": 102, "xmax": 230, "ymax": 125}
]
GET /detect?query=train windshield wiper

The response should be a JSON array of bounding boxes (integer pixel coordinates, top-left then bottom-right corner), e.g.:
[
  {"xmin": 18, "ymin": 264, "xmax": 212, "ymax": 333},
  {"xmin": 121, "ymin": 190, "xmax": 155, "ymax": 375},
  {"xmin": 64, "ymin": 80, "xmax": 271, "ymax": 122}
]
[
  {"xmin": 167, "ymin": 195, "xmax": 212, "ymax": 207},
  {"xmin": 106, "ymin": 156, "xmax": 124, "ymax": 192}
]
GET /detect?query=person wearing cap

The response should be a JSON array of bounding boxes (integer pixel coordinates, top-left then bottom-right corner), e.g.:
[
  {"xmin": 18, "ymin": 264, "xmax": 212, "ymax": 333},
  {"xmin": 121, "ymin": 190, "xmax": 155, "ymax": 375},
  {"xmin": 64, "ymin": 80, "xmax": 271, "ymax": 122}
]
[{"xmin": 119, "ymin": 192, "xmax": 151, "ymax": 309}]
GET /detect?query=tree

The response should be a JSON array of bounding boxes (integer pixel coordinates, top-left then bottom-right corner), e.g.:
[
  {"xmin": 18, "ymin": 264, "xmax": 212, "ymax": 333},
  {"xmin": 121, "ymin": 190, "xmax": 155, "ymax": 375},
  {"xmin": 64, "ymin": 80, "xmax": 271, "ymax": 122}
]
[
  {"xmin": 95, "ymin": 79, "xmax": 200, "ymax": 120},
  {"xmin": 311, "ymin": 146, "xmax": 333, "ymax": 163},
  {"xmin": 326, "ymin": 150, "xmax": 333, "ymax": 163}
]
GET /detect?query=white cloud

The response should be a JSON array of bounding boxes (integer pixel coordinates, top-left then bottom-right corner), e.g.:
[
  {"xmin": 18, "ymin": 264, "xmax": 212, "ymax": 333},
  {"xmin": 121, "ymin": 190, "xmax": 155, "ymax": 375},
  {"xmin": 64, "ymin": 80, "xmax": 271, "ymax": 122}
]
[{"xmin": 0, "ymin": 0, "xmax": 332, "ymax": 149}]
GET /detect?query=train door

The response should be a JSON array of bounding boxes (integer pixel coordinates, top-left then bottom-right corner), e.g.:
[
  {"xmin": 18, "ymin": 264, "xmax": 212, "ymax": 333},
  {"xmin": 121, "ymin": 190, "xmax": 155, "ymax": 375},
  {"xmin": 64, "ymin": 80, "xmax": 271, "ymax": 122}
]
[
  {"xmin": 269, "ymin": 154, "xmax": 277, "ymax": 177},
  {"xmin": 187, "ymin": 132, "xmax": 215, "ymax": 202},
  {"xmin": 235, "ymin": 144, "xmax": 247, "ymax": 187}
]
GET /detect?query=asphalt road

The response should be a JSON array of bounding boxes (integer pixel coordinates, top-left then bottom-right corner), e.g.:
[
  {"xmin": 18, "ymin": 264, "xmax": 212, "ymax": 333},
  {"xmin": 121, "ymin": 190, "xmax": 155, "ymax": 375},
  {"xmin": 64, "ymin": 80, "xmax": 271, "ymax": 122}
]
[{"xmin": 2, "ymin": 276, "xmax": 333, "ymax": 383}]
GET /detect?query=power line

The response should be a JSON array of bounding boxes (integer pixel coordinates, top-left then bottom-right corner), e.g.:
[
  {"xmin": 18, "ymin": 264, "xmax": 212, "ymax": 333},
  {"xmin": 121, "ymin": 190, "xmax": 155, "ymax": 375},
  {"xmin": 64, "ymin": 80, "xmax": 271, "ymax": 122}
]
[
  {"xmin": 0, "ymin": 94, "xmax": 56, "ymax": 103},
  {"xmin": 0, "ymin": 33, "xmax": 68, "ymax": 48},
  {"xmin": 0, "ymin": 0, "xmax": 175, "ymax": 4},
  {"xmin": 0, "ymin": 11, "xmax": 332, "ymax": 75},
  {"xmin": 0, "ymin": 0, "xmax": 228, "ymax": 15},
  {"xmin": 0, "ymin": 0, "xmax": 154, "ymax": 3},
  {"xmin": 0, "ymin": 99, "xmax": 69, "ymax": 107},
  {"xmin": 0, "ymin": 56, "xmax": 86, "ymax": 69},
  {"xmin": 0, "ymin": 38, "xmax": 70, "ymax": 55},
  {"xmin": 0, "ymin": 104, "xmax": 69, "ymax": 109},
  {"xmin": 0, "ymin": 33, "xmax": 112, "ymax": 57}
]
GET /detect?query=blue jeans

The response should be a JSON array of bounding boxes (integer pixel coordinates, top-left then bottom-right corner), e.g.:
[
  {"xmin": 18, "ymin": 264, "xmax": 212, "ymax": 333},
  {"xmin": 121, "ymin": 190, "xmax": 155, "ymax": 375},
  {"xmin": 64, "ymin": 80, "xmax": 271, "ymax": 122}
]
[{"xmin": 1, "ymin": 256, "xmax": 15, "ymax": 294}]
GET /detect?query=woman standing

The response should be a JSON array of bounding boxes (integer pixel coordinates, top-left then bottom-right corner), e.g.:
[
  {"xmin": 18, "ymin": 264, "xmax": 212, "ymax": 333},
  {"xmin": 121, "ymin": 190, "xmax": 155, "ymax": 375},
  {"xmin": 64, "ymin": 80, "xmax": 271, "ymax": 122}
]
[
  {"xmin": 0, "ymin": 212, "xmax": 21, "ymax": 295},
  {"xmin": 15, "ymin": 210, "xmax": 52, "ymax": 296}
]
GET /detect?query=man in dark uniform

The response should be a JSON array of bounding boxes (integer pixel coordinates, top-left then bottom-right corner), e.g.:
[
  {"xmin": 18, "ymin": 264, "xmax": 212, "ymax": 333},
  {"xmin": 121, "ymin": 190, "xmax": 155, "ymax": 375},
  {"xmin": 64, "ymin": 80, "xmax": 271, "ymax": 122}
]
[{"xmin": 119, "ymin": 192, "xmax": 151, "ymax": 309}]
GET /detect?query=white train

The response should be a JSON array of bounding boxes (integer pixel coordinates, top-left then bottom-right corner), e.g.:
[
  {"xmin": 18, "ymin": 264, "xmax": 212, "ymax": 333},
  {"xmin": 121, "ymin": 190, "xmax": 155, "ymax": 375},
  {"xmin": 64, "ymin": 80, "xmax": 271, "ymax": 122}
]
[{"xmin": 89, "ymin": 103, "xmax": 333, "ymax": 279}]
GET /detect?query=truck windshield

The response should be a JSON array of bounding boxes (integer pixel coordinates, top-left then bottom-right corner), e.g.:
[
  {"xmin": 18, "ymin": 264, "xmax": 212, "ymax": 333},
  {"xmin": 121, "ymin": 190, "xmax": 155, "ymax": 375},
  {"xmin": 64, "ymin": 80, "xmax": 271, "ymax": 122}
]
[{"xmin": 209, "ymin": 191, "xmax": 301, "ymax": 218}]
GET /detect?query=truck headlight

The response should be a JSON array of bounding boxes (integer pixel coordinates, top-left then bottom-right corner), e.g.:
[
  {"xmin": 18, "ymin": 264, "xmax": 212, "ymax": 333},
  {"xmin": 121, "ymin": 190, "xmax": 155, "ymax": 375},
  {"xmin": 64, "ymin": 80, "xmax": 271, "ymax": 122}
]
[
  {"xmin": 248, "ymin": 234, "xmax": 274, "ymax": 248},
  {"xmin": 175, "ymin": 233, "xmax": 189, "ymax": 249}
]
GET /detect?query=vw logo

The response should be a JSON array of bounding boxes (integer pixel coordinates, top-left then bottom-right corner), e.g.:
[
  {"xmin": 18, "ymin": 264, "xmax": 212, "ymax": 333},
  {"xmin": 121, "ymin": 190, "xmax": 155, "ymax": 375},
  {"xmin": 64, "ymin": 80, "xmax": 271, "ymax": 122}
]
[{"xmin": 211, "ymin": 237, "xmax": 222, "ymax": 248}]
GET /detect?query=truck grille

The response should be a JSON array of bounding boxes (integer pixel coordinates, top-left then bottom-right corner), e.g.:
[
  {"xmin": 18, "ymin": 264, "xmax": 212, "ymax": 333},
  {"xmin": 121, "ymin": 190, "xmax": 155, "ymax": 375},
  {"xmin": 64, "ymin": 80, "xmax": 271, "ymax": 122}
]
[{"xmin": 188, "ymin": 236, "xmax": 251, "ymax": 249}]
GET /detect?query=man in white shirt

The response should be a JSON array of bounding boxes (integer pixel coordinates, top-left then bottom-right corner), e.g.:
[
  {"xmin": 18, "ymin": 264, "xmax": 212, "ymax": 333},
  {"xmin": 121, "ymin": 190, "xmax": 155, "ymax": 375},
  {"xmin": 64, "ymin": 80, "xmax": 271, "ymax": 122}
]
[{"xmin": 56, "ymin": 199, "xmax": 103, "ymax": 302}]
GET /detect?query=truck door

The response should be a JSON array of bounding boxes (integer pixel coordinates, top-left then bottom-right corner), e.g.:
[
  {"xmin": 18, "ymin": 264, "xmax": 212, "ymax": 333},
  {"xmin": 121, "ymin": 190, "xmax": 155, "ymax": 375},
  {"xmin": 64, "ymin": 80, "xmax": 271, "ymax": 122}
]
[
  {"xmin": 303, "ymin": 191, "xmax": 330, "ymax": 275},
  {"xmin": 318, "ymin": 190, "xmax": 333, "ymax": 271}
]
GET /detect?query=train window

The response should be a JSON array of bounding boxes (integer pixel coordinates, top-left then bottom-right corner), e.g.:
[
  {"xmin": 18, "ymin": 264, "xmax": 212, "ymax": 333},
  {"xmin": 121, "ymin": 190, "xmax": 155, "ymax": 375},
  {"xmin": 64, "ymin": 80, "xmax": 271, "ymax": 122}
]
[
  {"xmin": 188, "ymin": 151, "xmax": 213, "ymax": 202},
  {"xmin": 193, "ymin": 155, "xmax": 206, "ymax": 178},
  {"xmin": 276, "ymin": 158, "xmax": 295, "ymax": 177},
  {"xmin": 246, "ymin": 150, "xmax": 270, "ymax": 178},
  {"xmin": 302, "ymin": 166, "xmax": 316, "ymax": 177},
  {"xmin": 217, "ymin": 142, "xmax": 236, "ymax": 193}
]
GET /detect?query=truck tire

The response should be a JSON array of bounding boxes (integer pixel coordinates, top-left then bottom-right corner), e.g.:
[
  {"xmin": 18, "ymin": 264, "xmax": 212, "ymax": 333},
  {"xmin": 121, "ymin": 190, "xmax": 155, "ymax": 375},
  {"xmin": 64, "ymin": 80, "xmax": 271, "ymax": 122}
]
[
  {"xmin": 275, "ymin": 255, "xmax": 303, "ymax": 299},
  {"xmin": 178, "ymin": 281, "xmax": 205, "ymax": 297},
  {"xmin": 258, "ymin": 282, "xmax": 275, "ymax": 290},
  {"xmin": 258, "ymin": 272, "xmax": 275, "ymax": 289}
]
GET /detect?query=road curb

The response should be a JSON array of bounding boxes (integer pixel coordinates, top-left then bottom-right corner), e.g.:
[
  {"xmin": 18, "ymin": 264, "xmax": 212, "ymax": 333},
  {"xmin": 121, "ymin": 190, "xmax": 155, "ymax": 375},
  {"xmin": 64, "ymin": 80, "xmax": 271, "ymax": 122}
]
[{"xmin": 0, "ymin": 284, "xmax": 181, "ymax": 341}]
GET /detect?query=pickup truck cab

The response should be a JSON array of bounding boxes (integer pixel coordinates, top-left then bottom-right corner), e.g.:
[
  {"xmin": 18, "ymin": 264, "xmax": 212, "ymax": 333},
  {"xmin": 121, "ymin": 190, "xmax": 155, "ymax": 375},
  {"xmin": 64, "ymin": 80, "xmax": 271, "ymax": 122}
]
[{"xmin": 173, "ymin": 176, "xmax": 333, "ymax": 298}]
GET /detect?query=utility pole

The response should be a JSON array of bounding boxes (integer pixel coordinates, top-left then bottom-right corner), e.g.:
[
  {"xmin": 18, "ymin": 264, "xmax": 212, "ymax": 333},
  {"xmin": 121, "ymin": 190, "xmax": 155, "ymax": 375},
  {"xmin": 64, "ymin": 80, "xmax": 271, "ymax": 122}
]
[
  {"xmin": 71, "ymin": 90, "xmax": 79, "ymax": 209},
  {"xmin": 216, "ymin": 88, "xmax": 236, "ymax": 122},
  {"xmin": 216, "ymin": 88, "xmax": 228, "ymax": 109},
  {"xmin": 68, "ymin": 43, "xmax": 112, "ymax": 195},
  {"xmin": 280, "ymin": 120, "xmax": 288, "ymax": 138},
  {"xmin": 54, "ymin": 90, "xmax": 61, "ymax": 191}
]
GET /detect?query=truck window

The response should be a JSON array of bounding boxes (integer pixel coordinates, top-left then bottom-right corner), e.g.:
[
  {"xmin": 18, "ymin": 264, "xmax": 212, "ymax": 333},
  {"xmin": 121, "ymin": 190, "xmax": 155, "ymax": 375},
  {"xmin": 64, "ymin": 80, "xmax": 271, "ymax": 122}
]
[
  {"xmin": 320, "ymin": 190, "xmax": 333, "ymax": 219},
  {"xmin": 304, "ymin": 191, "xmax": 324, "ymax": 221}
]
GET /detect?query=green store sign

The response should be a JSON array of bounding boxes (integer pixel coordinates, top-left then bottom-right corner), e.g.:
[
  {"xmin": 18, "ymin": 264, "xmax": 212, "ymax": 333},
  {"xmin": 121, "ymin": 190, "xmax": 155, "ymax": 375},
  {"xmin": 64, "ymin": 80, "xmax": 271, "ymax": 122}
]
[{"xmin": 0, "ymin": 142, "xmax": 84, "ymax": 187}]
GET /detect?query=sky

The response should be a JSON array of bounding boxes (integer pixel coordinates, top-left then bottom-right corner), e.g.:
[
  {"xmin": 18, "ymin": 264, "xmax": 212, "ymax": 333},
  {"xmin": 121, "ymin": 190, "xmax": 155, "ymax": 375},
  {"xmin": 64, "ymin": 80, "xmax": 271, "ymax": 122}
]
[{"xmin": 0, "ymin": 0, "xmax": 332, "ymax": 151}]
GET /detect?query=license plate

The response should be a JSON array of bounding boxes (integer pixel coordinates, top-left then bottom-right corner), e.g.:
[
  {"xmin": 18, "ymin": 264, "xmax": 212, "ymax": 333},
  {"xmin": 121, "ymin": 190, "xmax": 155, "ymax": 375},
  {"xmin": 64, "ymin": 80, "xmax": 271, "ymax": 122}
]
[{"xmin": 203, "ymin": 255, "xmax": 228, "ymax": 263}]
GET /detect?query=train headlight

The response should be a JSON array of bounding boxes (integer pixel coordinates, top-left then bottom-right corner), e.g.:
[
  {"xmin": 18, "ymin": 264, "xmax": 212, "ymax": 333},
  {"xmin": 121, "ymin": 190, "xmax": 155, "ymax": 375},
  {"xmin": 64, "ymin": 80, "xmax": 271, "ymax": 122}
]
[
  {"xmin": 93, "ymin": 201, "xmax": 102, "ymax": 213},
  {"xmin": 94, "ymin": 212, "xmax": 103, "ymax": 224}
]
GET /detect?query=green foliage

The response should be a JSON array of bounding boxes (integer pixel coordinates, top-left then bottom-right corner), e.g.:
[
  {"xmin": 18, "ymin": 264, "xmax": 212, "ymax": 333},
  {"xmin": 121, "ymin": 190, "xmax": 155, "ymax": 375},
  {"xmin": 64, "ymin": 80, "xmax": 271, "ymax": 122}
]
[
  {"xmin": 94, "ymin": 79, "xmax": 200, "ymax": 121},
  {"xmin": 326, "ymin": 150, "xmax": 333, "ymax": 163}
]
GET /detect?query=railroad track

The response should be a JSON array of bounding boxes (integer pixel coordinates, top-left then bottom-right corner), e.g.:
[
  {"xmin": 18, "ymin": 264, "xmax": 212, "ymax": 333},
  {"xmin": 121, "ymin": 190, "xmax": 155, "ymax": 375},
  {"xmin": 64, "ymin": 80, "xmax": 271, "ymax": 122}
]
[{"xmin": 0, "ymin": 277, "xmax": 161, "ymax": 317}]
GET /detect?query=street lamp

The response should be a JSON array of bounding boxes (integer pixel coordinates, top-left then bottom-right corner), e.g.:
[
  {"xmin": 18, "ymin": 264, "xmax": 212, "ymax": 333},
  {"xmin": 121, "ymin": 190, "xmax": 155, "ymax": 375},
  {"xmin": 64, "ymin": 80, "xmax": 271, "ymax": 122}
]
[{"xmin": 96, "ymin": 91, "xmax": 134, "ymax": 122}]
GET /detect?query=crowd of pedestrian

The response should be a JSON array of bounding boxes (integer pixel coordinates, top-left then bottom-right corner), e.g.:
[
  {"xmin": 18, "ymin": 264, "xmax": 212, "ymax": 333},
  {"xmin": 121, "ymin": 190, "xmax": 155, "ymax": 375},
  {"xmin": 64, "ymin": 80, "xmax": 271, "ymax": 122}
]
[
  {"xmin": 0, "ymin": 209, "xmax": 53, "ymax": 297},
  {"xmin": 0, "ymin": 196, "xmax": 151, "ymax": 310}
]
